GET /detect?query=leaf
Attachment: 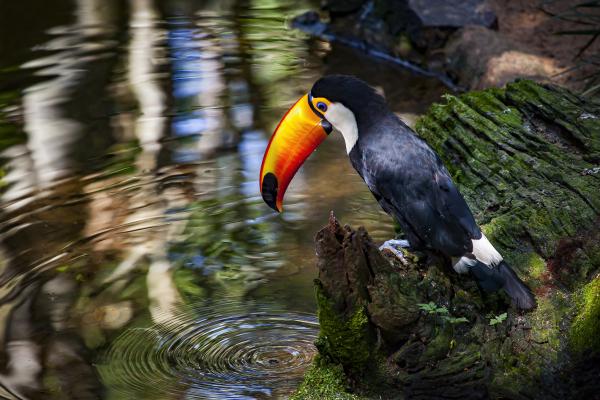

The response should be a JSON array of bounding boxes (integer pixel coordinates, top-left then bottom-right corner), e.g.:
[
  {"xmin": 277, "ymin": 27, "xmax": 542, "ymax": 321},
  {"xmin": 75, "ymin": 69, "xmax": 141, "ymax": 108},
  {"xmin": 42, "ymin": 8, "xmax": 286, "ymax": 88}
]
[
  {"xmin": 443, "ymin": 316, "xmax": 469, "ymax": 324},
  {"xmin": 436, "ymin": 307, "xmax": 449, "ymax": 314},
  {"xmin": 418, "ymin": 302, "xmax": 438, "ymax": 312},
  {"xmin": 489, "ymin": 312, "xmax": 508, "ymax": 326},
  {"xmin": 56, "ymin": 265, "xmax": 69, "ymax": 273}
]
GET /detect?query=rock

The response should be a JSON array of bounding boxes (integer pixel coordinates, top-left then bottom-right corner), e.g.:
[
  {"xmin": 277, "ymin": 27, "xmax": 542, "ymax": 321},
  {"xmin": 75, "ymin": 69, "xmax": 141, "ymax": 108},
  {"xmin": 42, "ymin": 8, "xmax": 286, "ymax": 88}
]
[
  {"xmin": 291, "ymin": 11, "xmax": 328, "ymax": 36},
  {"xmin": 444, "ymin": 26, "xmax": 562, "ymax": 89},
  {"xmin": 323, "ymin": 0, "xmax": 366, "ymax": 15},
  {"xmin": 408, "ymin": 0, "xmax": 496, "ymax": 28},
  {"xmin": 318, "ymin": 0, "xmax": 497, "ymax": 50},
  {"xmin": 293, "ymin": 2, "xmax": 582, "ymax": 92}
]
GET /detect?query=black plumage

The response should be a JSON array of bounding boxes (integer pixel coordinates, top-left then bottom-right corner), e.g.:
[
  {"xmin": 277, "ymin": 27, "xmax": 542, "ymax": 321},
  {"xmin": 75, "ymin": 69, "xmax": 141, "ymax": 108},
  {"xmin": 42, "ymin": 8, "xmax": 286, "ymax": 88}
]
[{"xmin": 311, "ymin": 75, "xmax": 535, "ymax": 309}]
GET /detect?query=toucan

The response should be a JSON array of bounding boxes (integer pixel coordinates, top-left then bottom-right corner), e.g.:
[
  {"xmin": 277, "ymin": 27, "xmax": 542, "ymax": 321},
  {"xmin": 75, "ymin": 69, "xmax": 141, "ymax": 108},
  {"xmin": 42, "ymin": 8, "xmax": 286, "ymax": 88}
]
[{"xmin": 259, "ymin": 75, "xmax": 535, "ymax": 310}]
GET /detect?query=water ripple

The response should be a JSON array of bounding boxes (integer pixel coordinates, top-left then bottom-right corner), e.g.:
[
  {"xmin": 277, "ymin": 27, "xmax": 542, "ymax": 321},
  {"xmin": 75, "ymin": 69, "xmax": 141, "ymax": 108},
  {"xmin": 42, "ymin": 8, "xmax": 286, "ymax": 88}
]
[{"xmin": 98, "ymin": 301, "xmax": 318, "ymax": 399}]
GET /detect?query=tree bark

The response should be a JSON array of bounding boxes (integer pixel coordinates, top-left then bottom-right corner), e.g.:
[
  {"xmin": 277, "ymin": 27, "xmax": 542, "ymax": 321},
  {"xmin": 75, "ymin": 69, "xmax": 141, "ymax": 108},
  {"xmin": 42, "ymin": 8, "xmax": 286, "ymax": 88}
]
[{"xmin": 292, "ymin": 80, "xmax": 600, "ymax": 400}]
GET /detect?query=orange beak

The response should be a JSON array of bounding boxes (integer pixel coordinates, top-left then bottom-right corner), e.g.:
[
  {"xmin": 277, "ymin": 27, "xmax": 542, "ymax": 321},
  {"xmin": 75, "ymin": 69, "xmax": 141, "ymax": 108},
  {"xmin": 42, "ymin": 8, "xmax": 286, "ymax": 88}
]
[{"xmin": 260, "ymin": 94, "xmax": 332, "ymax": 212}]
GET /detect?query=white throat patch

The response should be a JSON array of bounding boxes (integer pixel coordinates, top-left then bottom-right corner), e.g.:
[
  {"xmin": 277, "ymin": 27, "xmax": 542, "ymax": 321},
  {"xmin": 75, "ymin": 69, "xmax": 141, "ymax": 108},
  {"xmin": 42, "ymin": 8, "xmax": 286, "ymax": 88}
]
[{"xmin": 324, "ymin": 102, "xmax": 358, "ymax": 154}]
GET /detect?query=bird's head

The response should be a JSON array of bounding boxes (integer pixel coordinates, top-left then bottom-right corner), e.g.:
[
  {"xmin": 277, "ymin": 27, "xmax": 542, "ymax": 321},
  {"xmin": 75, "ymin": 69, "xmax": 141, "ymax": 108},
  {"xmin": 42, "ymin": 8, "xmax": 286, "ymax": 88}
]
[{"xmin": 259, "ymin": 75, "xmax": 386, "ymax": 212}]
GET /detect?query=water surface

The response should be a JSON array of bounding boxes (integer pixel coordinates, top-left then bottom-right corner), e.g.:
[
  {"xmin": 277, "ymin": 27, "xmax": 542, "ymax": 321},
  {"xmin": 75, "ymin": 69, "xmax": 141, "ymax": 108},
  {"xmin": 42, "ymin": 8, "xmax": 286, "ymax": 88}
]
[{"xmin": 0, "ymin": 1, "xmax": 447, "ymax": 398}]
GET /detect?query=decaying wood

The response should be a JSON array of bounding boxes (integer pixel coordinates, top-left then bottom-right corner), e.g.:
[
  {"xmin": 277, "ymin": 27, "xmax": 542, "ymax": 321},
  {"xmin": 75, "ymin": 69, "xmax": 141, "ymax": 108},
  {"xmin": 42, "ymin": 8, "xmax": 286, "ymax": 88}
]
[{"xmin": 293, "ymin": 81, "xmax": 600, "ymax": 400}]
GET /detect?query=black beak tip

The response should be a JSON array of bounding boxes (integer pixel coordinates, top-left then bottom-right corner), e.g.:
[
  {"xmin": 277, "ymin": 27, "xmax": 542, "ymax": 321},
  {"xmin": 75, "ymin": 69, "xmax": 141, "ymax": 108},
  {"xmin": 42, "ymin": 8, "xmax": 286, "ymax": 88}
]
[{"xmin": 261, "ymin": 172, "xmax": 280, "ymax": 212}]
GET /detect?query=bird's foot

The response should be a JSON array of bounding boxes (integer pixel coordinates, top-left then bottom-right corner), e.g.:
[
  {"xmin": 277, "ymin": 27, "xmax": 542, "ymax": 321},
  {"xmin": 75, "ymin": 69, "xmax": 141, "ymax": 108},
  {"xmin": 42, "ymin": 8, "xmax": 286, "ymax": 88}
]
[
  {"xmin": 379, "ymin": 239, "xmax": 410, "ymax": 264},
  {"xmin": 381, "ymin": 239, "xmax": 411, "ymax": 249}
]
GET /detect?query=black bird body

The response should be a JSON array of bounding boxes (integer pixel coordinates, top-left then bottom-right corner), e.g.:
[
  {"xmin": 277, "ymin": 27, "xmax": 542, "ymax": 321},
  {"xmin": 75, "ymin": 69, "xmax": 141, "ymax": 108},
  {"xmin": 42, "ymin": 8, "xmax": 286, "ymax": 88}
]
[
  {"xmin": 311, "ymin": 75, "xmax": 535, "ymax": 309},
  {"xmin": 349, "ymin": 112, "xmax": 480, "ymax": 256},
  {"xmin": 261, "ymin": 74, "xmax": 536, "ymax": 309}
]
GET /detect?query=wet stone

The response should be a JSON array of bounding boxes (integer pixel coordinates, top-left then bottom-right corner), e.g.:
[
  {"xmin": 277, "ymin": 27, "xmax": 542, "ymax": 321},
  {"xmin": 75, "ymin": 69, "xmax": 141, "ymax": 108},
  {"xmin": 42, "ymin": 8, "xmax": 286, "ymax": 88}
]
[{"xmin": 408, "ymin": 0, "xmax": 496, "ymax": 28}]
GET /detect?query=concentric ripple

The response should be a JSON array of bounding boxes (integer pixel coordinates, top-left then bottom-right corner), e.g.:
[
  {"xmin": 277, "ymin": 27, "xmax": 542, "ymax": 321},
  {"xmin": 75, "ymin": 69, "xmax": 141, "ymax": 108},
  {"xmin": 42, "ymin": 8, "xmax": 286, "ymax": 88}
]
[{"xmin": 97, "ymin": 301, "xmax": 319, "ymax": 399}]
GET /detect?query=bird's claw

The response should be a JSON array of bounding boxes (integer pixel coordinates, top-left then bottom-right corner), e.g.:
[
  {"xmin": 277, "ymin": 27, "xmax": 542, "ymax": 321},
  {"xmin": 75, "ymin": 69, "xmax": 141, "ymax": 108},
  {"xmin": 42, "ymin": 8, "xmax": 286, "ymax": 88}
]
[
  {"xmin": 379, "ymin": 239, "xmax": 410, "ymax": 264},
  {"xmin": 381, "ymin": 239, "xmax": 410, "ymax": 249}
]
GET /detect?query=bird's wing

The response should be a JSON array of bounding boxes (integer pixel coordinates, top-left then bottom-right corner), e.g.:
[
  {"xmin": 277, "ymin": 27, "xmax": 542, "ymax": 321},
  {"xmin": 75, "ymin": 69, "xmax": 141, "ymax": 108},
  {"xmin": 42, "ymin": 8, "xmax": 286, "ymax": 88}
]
[
  {"xmin": 361, "ymin": 132, "xmax": 480, "ymax": 256},
  {"xmin": 432, "ymin": 168, "xmax": 481, "ymax": 239}
]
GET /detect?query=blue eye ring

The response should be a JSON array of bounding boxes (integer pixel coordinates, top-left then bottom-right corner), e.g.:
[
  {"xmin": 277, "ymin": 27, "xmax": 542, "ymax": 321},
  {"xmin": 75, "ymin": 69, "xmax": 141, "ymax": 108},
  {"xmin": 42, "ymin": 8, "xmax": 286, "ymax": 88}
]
[{"xmin": 316, "ymin": 102, "xmax": 327, "ymax": 112}]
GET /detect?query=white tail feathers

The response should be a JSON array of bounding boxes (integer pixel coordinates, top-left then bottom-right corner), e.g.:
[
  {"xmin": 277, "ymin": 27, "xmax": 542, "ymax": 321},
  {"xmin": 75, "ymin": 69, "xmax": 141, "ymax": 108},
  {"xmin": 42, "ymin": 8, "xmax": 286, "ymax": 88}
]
[{"xmin": 471, "ymin": 234, "xmax": 503, "ymax": 267}]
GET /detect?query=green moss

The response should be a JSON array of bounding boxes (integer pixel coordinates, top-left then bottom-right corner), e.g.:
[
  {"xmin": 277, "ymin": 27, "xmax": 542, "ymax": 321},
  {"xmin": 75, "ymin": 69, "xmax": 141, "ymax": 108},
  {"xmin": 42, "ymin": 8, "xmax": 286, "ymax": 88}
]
[
  {"xmin": 415, "ymin": 80, "xmax": 600, "ymax": 278},
  {"xmin": 496, "ymin": 251, "xmax": 546, "ymax": 291},
  {"xmin": 290, "ymin": 357, "xmax": 362, "ymax": 400},
  {"xmin": 292, "ymin": 281, "xmax": 375, "ymax": 399},
  {"xmin": 314, "ymin": 280, "xmax": 374, "ymax": 370},
  {"xmin": 570, "ymin": 277, "xmax": 600, "ymax": 352},
  {"xmin": 453, "ymin": 287, "xmax": 483, "ymax": 311},
  {"xmin": 487, "ymin": 294, "xmax": 571, "ymax": 397},
  {"xmin": 529, "ymin": 293, "xmax": 569, "ymax": 354},
  {"xmin": 580, "ymin": 241, "xmax": 600, "ymax": 279},
  {"xmin": 421, "ymin": 327, "xmax": 452, "ymax": 361},
  {"xmin": 394, "ymin": 34, "xmax": 412, "ymax": 56},
  {"xmin": 566, "ymin": 239, "xmax": 600, "ymax": 282}
]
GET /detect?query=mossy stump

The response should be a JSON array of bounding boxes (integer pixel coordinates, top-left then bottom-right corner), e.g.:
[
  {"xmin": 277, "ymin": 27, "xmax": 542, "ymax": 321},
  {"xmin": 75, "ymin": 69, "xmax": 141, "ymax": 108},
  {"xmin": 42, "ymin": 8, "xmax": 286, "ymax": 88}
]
[{"xmin": 294, "ymin": 80, "xmax": 600, "ymax": 400}]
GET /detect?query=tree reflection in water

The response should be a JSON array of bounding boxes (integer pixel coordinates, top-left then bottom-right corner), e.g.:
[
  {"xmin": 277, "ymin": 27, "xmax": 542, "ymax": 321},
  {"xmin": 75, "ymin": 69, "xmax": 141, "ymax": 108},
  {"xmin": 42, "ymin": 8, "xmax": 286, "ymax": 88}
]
[{"xmin": 0, "ymin": 0, "xmax": 446, "ymax": 398}]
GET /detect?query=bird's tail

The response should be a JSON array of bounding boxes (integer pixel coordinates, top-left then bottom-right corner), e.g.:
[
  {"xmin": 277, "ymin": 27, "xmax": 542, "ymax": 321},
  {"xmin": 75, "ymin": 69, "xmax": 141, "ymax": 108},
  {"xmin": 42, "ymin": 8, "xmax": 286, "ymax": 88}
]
[
  {"xmin": 469, "ymin": 260, "xmax": 536, "ymax": 310},
  {"xmin": 497, "ymin": 261, "xmax": 536, "ymax": 310}
]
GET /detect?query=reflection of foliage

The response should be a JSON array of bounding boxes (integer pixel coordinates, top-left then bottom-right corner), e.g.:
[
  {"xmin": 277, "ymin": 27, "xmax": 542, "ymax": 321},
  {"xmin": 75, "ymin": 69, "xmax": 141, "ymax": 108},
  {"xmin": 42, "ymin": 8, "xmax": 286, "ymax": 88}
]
[
  {"xmin": 0, "ymin": 89, "xmax": 27, "ymax": 188},
  {"xmin": 543, "ymin": 0, "xmax": 600, "ymax": 98},
  {"xmin": 173, "ymin": 268, "xmax": 207, "ymax": 298},
  {"xmin": 102, "ymin": 141, "xmax": 142, "ymax": 177},
  {"xmin": 0, "ymin": 87, "xmax": 44, "ymax": 189},
  {"xmin": 168, "ymin": 195, "xmax": 280, "ymax": 298},
  {"xmin": 176, "ymin": 197, "xmax": 268, "ymax": 262},
  {"xmin": 243, "ymin": 0, "xmax": 316, "ymax": 108}
]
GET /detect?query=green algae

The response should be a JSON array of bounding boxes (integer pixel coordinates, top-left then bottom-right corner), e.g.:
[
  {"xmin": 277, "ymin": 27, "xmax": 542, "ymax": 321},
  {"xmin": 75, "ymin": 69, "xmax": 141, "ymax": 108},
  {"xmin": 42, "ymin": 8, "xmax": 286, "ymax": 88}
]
[
  {"xmin": 508, "ymin": 251, "xmax": 547, "ymax": 286},
  {"xmin": 290, "ymin": 281, "xmax": 377, "ymax": 399},
  {"xmin": 421, "ymin": 326, "xmax": 452, "ymax": 361},
  {"xmin": 570, "ymin": 277, "xmax": 600, "ymax": 353},
  {"xmin": 314, "ymin": 280, "xmax": 374, "ymax": 370},
  {"xmin": 290, "ymin": 357, "xmax": 362, "ymax": 400}
]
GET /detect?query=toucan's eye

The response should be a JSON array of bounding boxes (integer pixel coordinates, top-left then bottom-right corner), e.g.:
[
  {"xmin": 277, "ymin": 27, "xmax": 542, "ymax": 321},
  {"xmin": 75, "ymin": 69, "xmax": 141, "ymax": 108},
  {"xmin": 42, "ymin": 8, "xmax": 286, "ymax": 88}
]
[{"xmin": 316, "ymin": 102, "xmax": 328, "ymax": 112}]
